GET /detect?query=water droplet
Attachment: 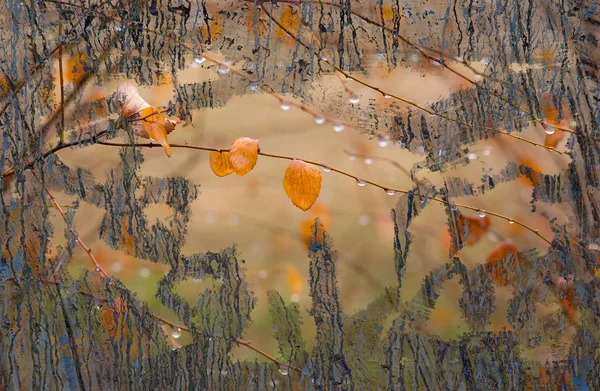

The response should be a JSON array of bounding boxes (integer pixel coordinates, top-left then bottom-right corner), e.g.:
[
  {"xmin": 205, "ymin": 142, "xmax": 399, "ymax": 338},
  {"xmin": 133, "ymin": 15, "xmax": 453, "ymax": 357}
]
[
  {"xmin": 95, "ymin": 266, "xmax": 100, "ymax": 272},
  {"xmin": 278, "ymin": 366, "xmax": 289, "ymax": 376},
  {"xmin": 356, "ymin": 178, "xmax": 366, "ymax": 187},
  {"xmin": 93, "ymin": 305, "xmax": 102, "ymax": 311},
  {"xmin": 171, "ymin": 327, "xmax": 182, "ymax": 339},
  {"xmin": 204, "ymin": 211, "xmax": 216, "ymax": 223},
  {"xmin": 280, "ymin": 102, "xmax": 290, "ymax": 111},
  {"xmin": 320, "ymin": 52, "xmax": 329, "ymax": 61},
  {"xmin": 450, "ymin": 203, "xmax": 459, "ymax": 211},
  {"xmin": 217, "ymin": 65, "xmax": 230, "ymax": 75},
  {"xmin": 477, "ymin": 210, "xmax": 486, "ymax": 218},
  {"xmin": 110, "ymin": 262, "xmax": 122, "ymax": 273},
  {"xmin": 483, "ymin": 148, "xmax": 491, "ymax": 156},
  {"xmin": 386, "ymin": 189, "xmax": 396, "ymax": 196},
  {"xmin": 346, "ymin": 76, "xmax": 353, "ymax": 81},
  {"xmin": 378, "ymin": 140, "xmax": 389, "ymax": 148},
  {"xmin": 364, "ymin": 158, "xmax": 373, "ymax": 165},
  {"xmin": 322, "ymin": 165, "xmax": 332, "ymax": 173},
  {"xmin": 349, "ymin": 95, "xmax": 360, "ymax": 104},
  {"xmin": 544, "ymin": 126, "xmax": 556, "ymax": 135},
  {"xmin": 249, "ymin": 82, "xmax": 260, "ymax": 91},
  {"xmin": 383, "ymin": 94, "xmax": 391, "ymax": 99},
  {"xmin": 194, "ymin": 56, "xmax": 206, "ymax": 65},
  {"xmin": 227, "ymin": 214, "xmax": 239, "ymax": 225},
  {"xmin": 290, "ymin": 293, "xmax": 300, "ymax": 303},
  {"xmin": 474, "ymin": 74, "xmax": 483, "ymax": 80},
  {"xmin": 467, "ymin": 153, "xmax": 478, "ymax": 160},
  {"xmin": 508, "ymin": 219, "xmax": 515, "ymax": 224},
  {"xmin": 315, "ymin": 116, "xmax": 325, "ymax": 124},
  {"xmin": 358, "ymin": 215, "xmax": 370, "ymax": 225},
  {"xmin": 139, "ymin": 267, "xmax": 151, "ymax": 278},
  {"xmin": 348, "ymin": 154, "xmax": 356, "ymax": 161},
  {"xmin": 488, "ymin": 232, "xmax": 499, "ymax": 242},
  {"xmin": 333, "ymin": 123, "xmax": 345, "ymax": 132}
]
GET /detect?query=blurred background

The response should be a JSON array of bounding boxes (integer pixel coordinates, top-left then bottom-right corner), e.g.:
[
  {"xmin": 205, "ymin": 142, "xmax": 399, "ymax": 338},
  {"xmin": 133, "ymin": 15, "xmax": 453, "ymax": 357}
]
[{"xmin": 56, "ymin": 50, "xmax": 572, "ymax": 363}]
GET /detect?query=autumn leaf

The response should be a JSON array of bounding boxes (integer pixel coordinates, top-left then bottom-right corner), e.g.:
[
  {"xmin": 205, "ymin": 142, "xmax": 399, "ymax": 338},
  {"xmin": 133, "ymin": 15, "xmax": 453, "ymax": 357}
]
[
  {"xmin": 0, "ymin": 72, "xmax": 9, "ymax": 99},
  {"xmin": 116, "ymin": 83, "xmax": 177, "ymax": 157},
  {"xmin": 287, "ymin": 265, "xmax": 303, "ymax": 293},
  {"xmin": 134, "ymin": 107, "xmax": 176, "ymax": 157},
  {"xmin": 449, "ymin": 213, "xmax": 492, "ymax": 253},
  {"xmin": 229, "ymin": 137, "xmax": 259, "ymax": 176},
  {"xmin": 209, "ymin": 151, "xmax": 234, "ymax": 177},
  {"xmin": 300, "ymin": 203, "xmax": 330, "ymax": 248},
  {"xmin": 283, "ymin": 159, "xmax": 322, "ymax": 211},
  {"xmin": 65, "ymin": 53, "xmax": 89, "ymax": 84},
  {"xmin": 544, "ymin": 129, "xmax": 566, "ymax": 148},
  {"xmin": 486, "ymin": 240, "xmax": 523, "ymax": 286}
]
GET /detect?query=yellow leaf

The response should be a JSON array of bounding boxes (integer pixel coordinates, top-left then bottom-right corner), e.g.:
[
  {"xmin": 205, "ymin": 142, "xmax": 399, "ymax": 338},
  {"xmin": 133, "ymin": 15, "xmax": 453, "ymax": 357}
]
[
  {"xmin": 229, "ymin": 137, "xmax": 259, "ymax": 176},
  {"xmin": 283, "ymin": 159, "xmax": 322, "ymax": 211},
  {"xmin": 209, "ymin": 151, "xmax": 234, "ymax": 177}
]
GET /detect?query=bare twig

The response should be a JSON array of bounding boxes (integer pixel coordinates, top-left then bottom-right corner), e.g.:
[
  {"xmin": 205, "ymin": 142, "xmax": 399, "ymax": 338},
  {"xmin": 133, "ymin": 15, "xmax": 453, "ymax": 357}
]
[
  {"xmin": 97, "ymin": 140, "xmax": 554, "ymax": 246},
  {"xmin": 31, "ymin": 171, "xmax": 110, "ymax": 278}
]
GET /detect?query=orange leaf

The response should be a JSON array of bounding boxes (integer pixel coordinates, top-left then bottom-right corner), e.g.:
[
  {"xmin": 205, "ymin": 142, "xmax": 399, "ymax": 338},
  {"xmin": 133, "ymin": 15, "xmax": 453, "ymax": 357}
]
[
  {"xmin": 486, "ymin": 240, "xmax": 523, "ymax": 286},
  {"xmin": 544, "ymin": 129, "xmax": 566, "ymax": 148},
  {"xmin": 300, "ymin": 203, "xmax": 330, "ymax": 248},
  {"xmin": 286, "ymin": 265, "xmax": 303, "ymax": 293},
  {"xmin": 65, "ymin": 53, "xmax": 89, "ymax": 84},
  {"xmin": 209, "ymin": 151, "xmax": 234, "ymax": 177},
  {"xmin": 229, "ymin": 137, "xmax": 259, "ymax": 176},
  {"xmin": 135, "ymin": 107, "xmax": 176, "ymax": 157},
  {"xmin": 283, "ymin": 159, "xmax": 322, "ymax": 211},
  {"xmin": 456, "ymin": 214, "xmax": 492, "ymax": 246},
  {"xmin": 116, "ymin": 83, "xmax": 177, "ymax": 157}
]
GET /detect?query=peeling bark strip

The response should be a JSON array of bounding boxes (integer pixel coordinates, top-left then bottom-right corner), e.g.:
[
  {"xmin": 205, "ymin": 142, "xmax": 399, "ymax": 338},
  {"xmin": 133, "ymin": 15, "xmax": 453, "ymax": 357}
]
[{"xmin": 1, "ymin": 0, "xmax": 600, "ymax": 389}]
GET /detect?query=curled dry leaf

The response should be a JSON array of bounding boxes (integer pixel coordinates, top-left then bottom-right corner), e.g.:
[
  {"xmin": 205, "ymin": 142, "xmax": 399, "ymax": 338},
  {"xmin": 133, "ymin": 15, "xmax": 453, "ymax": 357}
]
[
  {"xmin": 283, "ymin": 159, "xmax": 322, "ymax": 211},
  {"xmin": 229, "ymin": 137, "xmax": 259, "ymax": 176},
  {"xmin": 209, "ymin": 151, "xmax": 234, "ymax": 177},
  {"xmin": 116, "ymin": 82, "xmax": 177, "ymax": 157}
]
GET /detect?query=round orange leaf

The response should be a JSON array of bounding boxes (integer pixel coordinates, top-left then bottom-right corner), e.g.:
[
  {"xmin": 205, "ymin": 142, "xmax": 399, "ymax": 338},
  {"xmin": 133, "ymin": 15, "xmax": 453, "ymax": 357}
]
[
  {"xmin": 209, "ymin": 151, "xmax": 234, "ymax": 177},
  {"xmin": 229, "ymin": 137, "xmax": 259, "ymax": 176},
  {"xmin": 283, "ymin": 159, "xmax": 322, "ymax": 211}
]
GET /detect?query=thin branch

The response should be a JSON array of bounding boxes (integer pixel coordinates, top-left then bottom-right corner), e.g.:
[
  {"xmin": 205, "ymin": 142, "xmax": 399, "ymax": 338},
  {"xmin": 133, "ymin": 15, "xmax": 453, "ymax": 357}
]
[
  {"xmin": 273, "ymin": 0, "xmax": 576, "ymax": 135},
  {"xmin": 258, "ymin": 2, "xmax": 575, "ymax": 148},
  {"xmin": 342, "ymin": 148, "xmax": 417, "ymax": 181},
  {"xmin": 58, "ymin": 23, "xmax": 66, "ymax": 144},
  {"xmin": 97, "ymin": 140, "xmax": 554, "ymax": 246},
  {"xmin": 31, "ymin": 171, "xmax": 110, "ymax": 278}
]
